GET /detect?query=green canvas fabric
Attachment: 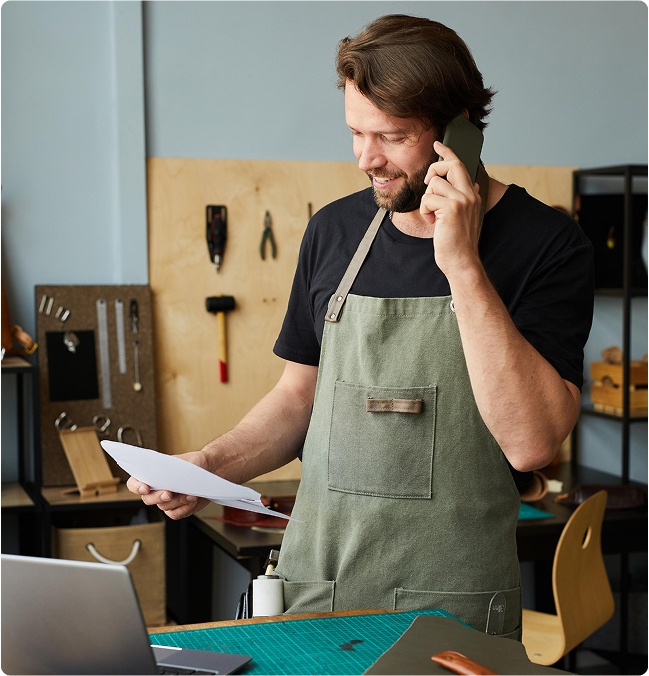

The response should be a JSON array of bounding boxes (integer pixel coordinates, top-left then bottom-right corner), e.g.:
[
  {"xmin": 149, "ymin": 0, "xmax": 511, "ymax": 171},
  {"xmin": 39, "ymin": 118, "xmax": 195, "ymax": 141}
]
[{"xmin": 275, "ymin": 210, "xmax": 522, "ymax": 640}]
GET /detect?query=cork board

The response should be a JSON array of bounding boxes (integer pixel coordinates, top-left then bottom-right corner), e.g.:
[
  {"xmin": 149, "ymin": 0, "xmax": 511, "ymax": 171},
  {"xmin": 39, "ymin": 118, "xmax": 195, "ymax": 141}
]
[
  {"xmin": 148, "ymin": 159, "xmax": 577, "ymax": 481},
  {"xmin": 36, "ymin": 285, "xmax": 157, "ymax": 486}
]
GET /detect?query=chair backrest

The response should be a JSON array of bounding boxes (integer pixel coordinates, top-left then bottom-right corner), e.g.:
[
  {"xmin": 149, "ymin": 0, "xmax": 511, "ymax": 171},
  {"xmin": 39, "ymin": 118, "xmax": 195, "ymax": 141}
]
[{"xmin": 552, "ymin": 489, "xmax": 615, "ymax": 655}]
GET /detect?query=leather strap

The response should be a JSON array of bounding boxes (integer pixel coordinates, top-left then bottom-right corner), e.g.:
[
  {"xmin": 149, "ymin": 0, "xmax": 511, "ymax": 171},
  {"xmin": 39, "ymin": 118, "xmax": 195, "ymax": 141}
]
[
  {"xmin": 430, "ymin": 650, "xmax": 498, "ymax": 675},
  {"xmin": 325, "ymin": 207, "xmax": 387, "ymax": 323},
  {"xmin": 366, "ymin": 398, "xmax": 424, "ymax": 413}
]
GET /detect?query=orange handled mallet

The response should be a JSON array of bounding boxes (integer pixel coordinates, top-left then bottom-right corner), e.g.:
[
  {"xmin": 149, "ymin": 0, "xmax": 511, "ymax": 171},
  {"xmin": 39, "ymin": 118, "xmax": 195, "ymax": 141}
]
[{"xmin": 206, "ymin": 295, "xmax": 236, "ymax": 383}]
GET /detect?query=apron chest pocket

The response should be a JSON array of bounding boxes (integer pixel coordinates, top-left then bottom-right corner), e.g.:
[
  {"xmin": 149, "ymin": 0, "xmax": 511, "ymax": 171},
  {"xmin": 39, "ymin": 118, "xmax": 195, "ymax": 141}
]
[{"xmin": 328, "ymin": 381, "xmax": 437, "ymax": 499}]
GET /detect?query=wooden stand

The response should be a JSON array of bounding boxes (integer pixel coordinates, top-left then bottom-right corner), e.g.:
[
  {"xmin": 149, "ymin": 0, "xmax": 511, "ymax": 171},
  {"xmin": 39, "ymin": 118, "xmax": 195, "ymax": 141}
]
[{"xmin": 58, "ymin": 427, "xmax": 120, "ymax": 498}]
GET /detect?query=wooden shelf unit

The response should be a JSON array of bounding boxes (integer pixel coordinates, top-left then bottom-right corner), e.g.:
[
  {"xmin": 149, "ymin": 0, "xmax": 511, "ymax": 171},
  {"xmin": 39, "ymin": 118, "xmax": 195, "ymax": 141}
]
[{"xmin": 1, "ymin": 483, "xmax": 35, "ymax": 509}]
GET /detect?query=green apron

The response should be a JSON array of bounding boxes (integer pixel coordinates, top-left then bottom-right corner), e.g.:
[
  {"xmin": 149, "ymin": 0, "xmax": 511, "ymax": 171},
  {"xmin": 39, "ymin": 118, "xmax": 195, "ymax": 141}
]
[{"xmin": 275, "ymin": 182, "xmax": 522, "ymax": 641}]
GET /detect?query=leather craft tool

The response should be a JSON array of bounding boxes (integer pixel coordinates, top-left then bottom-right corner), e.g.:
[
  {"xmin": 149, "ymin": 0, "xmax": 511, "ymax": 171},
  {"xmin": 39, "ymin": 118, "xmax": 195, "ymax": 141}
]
[
  {"xmin": 62, "ymin": 331, "xmax": 79, "ymax": 353},
  {"xmin": 206, "ymin": 295, "xmax": 236, "ymax": 383},
  {"xmin": 133, "ymin": 340, "xmax": 142, "ymax": 392},
  {"xmin": 129, "ymin": 299, "xmax": 139, "ymax": 333},
  {"xmin": 206, "ymin": 205, "xmax": 227, "ymax": 272},
  {"xmin": 96, "ymin": 299, "xmax": 113, "ymax": 408},
  {"xmin": 58, "ymin": 308, "xmax": 79, "ymax": 353},
  {"xmin": 115, "ymin": 299, "xmax": 127, "ymax": 374},
  {"xmin": 260, "ymin": 210, "xmax": 277, "ymax": 260},
  {"xmin": 252, "ymin": 550, "xmax": 284, "ymax": 617}
]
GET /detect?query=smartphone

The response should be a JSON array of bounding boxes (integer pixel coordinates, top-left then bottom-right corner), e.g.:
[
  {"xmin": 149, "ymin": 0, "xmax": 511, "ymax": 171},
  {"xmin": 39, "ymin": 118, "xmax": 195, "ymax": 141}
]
[{"xmin": 439, "ymin": 115, "xmax": 484, "ymax": 182}]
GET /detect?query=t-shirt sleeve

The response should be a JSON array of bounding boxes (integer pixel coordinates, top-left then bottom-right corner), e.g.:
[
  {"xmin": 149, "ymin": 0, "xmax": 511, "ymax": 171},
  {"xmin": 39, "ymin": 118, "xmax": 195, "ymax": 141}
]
[
  {"xmin": 273, "ymin": 224, "xmax": 321, "ymax": 366},
  {"xmin": 512, "ymin": 240, "xmax": 594, "ymax": 390}
]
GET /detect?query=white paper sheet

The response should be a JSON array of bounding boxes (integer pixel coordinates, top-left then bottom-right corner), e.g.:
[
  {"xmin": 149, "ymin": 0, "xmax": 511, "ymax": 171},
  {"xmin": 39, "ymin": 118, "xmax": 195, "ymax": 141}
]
[{"xmin": 101, "ymin": 440, "xmax": 303, "ymax": 522}]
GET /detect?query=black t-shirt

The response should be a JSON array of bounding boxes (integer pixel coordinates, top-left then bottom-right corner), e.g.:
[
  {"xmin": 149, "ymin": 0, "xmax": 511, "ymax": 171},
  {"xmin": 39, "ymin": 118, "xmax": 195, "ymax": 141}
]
[{"xmin": 274, "ymin": 185, "xmax": 594, "ymax": 487}]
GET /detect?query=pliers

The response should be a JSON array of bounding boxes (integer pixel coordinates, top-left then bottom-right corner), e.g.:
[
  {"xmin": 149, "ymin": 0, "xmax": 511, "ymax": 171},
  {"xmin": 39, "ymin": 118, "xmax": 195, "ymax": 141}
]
[{"xmin": 260, "ymin": 210, "xmax": 277, "ymax": 260}]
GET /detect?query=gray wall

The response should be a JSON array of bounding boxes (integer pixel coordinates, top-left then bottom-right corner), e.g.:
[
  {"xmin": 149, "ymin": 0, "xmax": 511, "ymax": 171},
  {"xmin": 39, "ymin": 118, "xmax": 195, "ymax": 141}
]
[
  {"xmin": 2, "ymin": 0, "xmax": 148, "ymax": 479},
  {"xmin": 2, "ymin": 1, "xmax": 647, "ymax": 483},
  {"xmin": 143, "ymin": 1, "xmax": 648, "ymax": 166}
]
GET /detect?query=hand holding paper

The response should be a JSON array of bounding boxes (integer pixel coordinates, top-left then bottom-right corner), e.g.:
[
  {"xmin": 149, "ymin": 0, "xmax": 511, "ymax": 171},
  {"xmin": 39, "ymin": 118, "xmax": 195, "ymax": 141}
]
[{"xmin": 101, "ymin": 440, "xmax": 303, "ymax": 522}]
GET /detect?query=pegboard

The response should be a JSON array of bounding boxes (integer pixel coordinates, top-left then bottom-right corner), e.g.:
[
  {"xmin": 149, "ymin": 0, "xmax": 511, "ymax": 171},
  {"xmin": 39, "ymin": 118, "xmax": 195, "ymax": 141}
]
[{"xmin": 35, "ymin": 285, "xmax": 157, "ymax": 487}]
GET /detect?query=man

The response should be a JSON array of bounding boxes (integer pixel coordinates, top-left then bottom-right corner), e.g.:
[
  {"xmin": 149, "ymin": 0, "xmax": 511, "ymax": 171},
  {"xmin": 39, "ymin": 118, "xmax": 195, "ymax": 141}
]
[{"xmin": 128, "ymin": 15, "xmax": 593, "ymax": 639}]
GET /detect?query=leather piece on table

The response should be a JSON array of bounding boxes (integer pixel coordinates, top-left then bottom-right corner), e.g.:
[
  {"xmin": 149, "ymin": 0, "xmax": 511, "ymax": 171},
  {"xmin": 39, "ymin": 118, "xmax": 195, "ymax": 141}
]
[
  {"xmin": 431, "ymin": 650, "xmax": 497, "ymax": 675},
  {"xmin": 519, "ymin": 471, "xmax": 549, "ymax": 503},
  {"xmin": 364, "ymin": 616, "xmax": 571, "ymax": 675}
]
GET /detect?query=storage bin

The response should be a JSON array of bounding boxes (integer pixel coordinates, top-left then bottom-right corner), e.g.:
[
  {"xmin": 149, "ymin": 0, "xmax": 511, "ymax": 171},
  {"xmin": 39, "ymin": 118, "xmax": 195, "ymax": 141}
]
[
  {"xmin": 52, "ymin": 514, "xmax": 166, "ymax": 626},
  {"xmin": 590, "ymin": 360, "xmax": 648, "ymax": 417}
]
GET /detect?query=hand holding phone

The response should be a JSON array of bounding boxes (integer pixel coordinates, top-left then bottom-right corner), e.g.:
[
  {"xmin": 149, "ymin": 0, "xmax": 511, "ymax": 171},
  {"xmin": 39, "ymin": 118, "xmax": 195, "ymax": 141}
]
[
  {"xmin": 439, "ymin": 114, "xmax": 484, "ymax": 182},
  {"xmin": 420, "ymin": 115, "xmax": 485, "ymax": 277}
]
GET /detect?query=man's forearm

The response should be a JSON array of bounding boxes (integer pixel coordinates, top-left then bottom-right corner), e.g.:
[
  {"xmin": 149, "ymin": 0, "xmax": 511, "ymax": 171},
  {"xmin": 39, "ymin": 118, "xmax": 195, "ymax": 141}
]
[
  {"xmin": 198, "ymin": 381, "xmax": 313, "ymax": 485},
  {"xmin": 448, "ymin": 263, "xmax": 579, "ymax": 472}
]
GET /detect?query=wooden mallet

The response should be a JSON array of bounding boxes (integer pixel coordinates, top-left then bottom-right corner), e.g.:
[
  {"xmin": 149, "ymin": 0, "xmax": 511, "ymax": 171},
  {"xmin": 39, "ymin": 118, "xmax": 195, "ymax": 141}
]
[{"xmin": 206, "ymin": 295, "xmax": 236, "ymax": 383}]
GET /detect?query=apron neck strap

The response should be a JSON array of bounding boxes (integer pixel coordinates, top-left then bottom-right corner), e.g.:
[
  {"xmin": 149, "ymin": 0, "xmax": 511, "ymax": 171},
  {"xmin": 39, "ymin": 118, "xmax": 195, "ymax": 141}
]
[
  {"xmin": 325, "ymin": 206, "xmax": 387, "ymax": 323},
  {"xmin": 325, "ymin": 164, "xmax": 491, "ymax": 324}
]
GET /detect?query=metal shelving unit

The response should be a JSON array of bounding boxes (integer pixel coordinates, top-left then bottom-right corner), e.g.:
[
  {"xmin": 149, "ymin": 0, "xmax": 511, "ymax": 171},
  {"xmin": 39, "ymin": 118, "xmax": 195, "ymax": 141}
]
[
  {"xmin": 570, "ymin": 164, "xmax": 648, "ymax": 674},
  {"xmin": 1, "ymin": 355, "xmax": 44, "ymax": 555}
]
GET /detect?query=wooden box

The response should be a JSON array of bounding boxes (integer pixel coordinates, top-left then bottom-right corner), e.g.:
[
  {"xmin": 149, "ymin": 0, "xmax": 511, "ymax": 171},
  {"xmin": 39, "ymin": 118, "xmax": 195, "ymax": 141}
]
[
  {"xmin": 590, "ymin": 360, "xmax": 648, "ymax": 417},
  {"xmin": 52, "ymin": 517, "xmax": 166, "ymax": 626}
]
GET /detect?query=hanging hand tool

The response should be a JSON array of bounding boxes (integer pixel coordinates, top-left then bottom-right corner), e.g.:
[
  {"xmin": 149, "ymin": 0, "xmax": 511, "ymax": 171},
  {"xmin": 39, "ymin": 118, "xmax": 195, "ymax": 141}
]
[
  {"xmin": 133, "ymin": 340, "xmax": 142, "ymax": 392},
  {"xmin": 206, "ymin": 205, "xmax": 228, "ymax": 272},
  {"xmin": 206, "ymin": 295, "xmax": 236, "ymax": 383},
  {"xmin": 260, "ymin": 210, "xmax": 277, "ymax": 260},
  {"xmin": 96, "ymin": 299, "xmax": 113, "ymax": 409},
  {"xmin": 129, "ymin": 299, "xmax": 139, "ymax": 333},
  {"xmin": 115, "ymin": 299, "xmax": 127, "ymax": 374}
]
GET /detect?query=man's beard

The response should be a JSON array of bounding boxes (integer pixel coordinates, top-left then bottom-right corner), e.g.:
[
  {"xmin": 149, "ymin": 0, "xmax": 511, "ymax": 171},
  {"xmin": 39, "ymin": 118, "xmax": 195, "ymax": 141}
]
[{"xmin": 368, "ymin": 147, "xmax": 439, "ymax": 213}]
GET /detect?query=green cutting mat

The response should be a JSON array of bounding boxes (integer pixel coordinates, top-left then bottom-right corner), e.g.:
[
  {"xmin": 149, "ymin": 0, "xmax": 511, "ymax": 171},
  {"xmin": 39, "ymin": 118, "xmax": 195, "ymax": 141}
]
[
  {"xmin": 518, "ymin": 503, "xmax": 555, "ymax": 520},
  {"xmin": 150, "ymin": 609, "xmax": 461, "ymax": 675}
]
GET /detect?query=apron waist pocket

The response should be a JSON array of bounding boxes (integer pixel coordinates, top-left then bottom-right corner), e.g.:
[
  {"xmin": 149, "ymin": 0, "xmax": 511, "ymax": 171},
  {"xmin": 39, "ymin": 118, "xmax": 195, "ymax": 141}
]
[
  {"xmin": 394, "ymin": 586, "xmax": 522, "ymax": 640},
  {"xmin": 282, "ymin": 579, "xmax": 335, "ymax": 615}
]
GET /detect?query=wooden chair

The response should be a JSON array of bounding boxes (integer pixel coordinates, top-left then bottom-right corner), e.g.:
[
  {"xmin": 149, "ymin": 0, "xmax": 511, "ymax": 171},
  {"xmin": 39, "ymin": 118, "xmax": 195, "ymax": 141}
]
[{"xmin": 522, "ymin": 490, "xmax": 614, "ymax": 666}]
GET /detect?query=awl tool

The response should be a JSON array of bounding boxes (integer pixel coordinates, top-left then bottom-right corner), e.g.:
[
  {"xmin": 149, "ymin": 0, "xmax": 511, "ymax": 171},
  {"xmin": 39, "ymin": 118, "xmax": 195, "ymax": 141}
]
[
  {"xmin": 206, "ymin": 295, "xmax": 235, "ymax": 383},
  {"xmin": 206, "ymin": 205, "xmax": 228, "ymax": 272}
]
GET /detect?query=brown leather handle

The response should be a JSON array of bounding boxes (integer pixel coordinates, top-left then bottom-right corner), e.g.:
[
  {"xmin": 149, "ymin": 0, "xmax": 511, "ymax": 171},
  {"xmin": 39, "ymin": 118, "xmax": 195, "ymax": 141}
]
[
  {"xmin": 366, "ymin": 398, "xmax": 423, "ymax": 413},
  {"xmin": 431, "ymin": 650, "xmax": 498, "ymax": 675}
]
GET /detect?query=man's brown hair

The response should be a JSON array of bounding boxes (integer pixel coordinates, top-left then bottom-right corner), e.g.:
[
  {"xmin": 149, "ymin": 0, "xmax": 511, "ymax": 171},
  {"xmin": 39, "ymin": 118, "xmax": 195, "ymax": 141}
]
[{"xmin": 336, "ymin": 14, "xmax": 495, "ymax": 133}]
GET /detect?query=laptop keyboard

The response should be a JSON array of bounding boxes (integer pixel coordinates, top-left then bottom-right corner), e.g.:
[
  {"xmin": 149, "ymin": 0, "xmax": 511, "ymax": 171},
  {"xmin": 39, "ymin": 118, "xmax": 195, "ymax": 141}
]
[{"xmin": 158, "ymin": 669, "xmax": 215, "ymax": 675}]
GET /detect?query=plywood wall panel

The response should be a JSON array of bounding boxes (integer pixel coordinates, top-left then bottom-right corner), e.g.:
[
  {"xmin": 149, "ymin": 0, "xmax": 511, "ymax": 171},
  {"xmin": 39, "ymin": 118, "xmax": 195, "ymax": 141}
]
[
  {"xmin": 147, "ymin": 158, "xmax": 369, "ymax": 480},
  {"xmin": 485, "ymin": 165, "xmax": 577, "ymax": 213},
  {"xmin": 148, "ymin": 159, "xmax": 576, "ymax": 480}
]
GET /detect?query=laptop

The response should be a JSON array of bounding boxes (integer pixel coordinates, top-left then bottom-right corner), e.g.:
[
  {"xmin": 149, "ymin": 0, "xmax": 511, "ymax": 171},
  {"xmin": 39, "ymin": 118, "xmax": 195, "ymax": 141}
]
[{"xmin": 1, "ymin": 554, "xmax": 252, "ymax": 675}]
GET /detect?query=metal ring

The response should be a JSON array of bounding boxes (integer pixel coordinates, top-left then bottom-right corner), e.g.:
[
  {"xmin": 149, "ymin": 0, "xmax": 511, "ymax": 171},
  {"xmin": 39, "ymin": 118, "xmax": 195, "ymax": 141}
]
[
  {"xmin": 450, "ymin": 300, "xmax": 456, "ymax": 313},
  {"xmin": 55, "ymin": 412, "xmax": 77, "ymax": 432},
  {"xmin": 117, "ymin": 425, "xmax": 143, "ymax": 447},
  {"xmin": 92, "ymin": 415, "xmax": 111, "ymax": 435}
]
